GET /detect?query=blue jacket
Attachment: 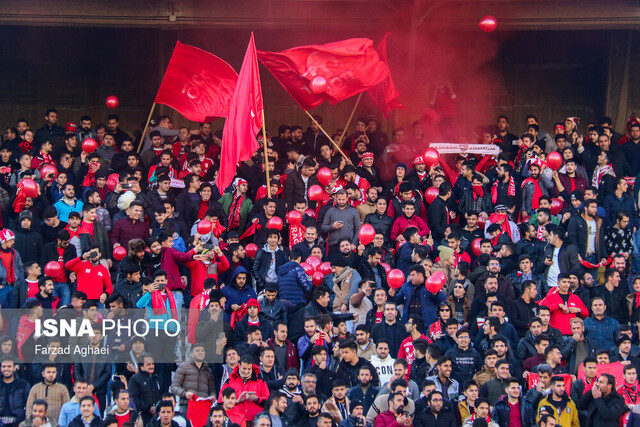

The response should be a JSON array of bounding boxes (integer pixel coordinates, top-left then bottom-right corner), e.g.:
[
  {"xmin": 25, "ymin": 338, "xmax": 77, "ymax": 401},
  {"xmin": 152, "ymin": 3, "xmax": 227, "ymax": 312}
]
[
  {"xmin": 221, "ymin": 267, "xmax": 257, "ymax": 321},
  {"xmin": 394, "ymin": 282, "xmax": 446, "ymax": 328},
  {"xmin": 58, "ymin": 397, "xmax": 101, "ymax": 427},
  {"xmin": 0, "ymin": 247, "xmax": 24, "ymax": 286},
  {"xmin": 277, "ymin": 261, "xmax": 313, "ymax": 306},
  {"xmin": 603, "ymin": 192, "xmax": 639, "ymax": 229},
  {"xmin": 584, "ymin": 315, "xmax": 620, "ymax": 350},
  {"xmin": 395, "ymin": 242, "xmax": 416, "ymax": 277},
  {"xmin": 53, "ymin": 198, "xmax": 84, "ymax": 222}
]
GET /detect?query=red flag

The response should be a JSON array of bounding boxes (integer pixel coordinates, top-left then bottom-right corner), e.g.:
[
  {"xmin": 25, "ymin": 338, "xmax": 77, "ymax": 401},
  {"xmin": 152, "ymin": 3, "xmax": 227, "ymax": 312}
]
[
  {"xmin": 155, "ymin": 41, "xmax": 238, "ymax": 122},
  {"xmin": 217, "ymin": 33, "xmax": 264, "ymax": 190},
  {"xmin": 258, "ymin": 38, "xmax": 390, "ymax": 110},
  {"xmin": 367, "ymin": 33, "xmax": 403, "ymax": 119}
]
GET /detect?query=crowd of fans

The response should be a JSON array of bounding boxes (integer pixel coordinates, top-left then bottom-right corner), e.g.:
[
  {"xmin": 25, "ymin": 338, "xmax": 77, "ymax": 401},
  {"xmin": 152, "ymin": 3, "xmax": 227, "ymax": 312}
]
[{"xmin": 1, "ymin": 108, "xmax": 640, "ymax": 427}]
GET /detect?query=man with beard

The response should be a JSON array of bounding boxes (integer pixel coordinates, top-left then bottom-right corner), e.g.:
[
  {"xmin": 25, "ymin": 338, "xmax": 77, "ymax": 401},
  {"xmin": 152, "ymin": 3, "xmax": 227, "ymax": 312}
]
[
  {"xmin": 347, "ymin": 366, "xmax": 379, "ymax": 415},
  {"xmin": 301, "ymin": 394, "xmax": 322, "ymax": 427},
  {"xmin": 0, "ymin": 356, "xmax": 31, "ymax": 426},
  {"xmin": 65, "ymin": 247, "xmax": 112, "ymax": 305},
  {"xmin": 322, "ymin": 379, "xmax": 351, "ymax": 425},
  {"xmin": 536, "ymin": 376, "xmax": 579, "ymax": 426},
  {"xmin": 279, "ymin": 370, "xmax": 305, "ymax": 423},
  {"xmin": 522, "ymin": 160, "xmax": 553, "ymax": 217},
  {"xmin": 491, "ymin": 164, "xmax": 517, "ymax": 208},
  {"xmin": 373, "ymin": 392, "xmax": 412, "ymax": 427},
  {"xmin": 34, "ymin": 276, "xmax": 60, "ymax": 315},
  {"xmin": 414, "ymin": 390, "xmax": 454, "ymax": 427},
  {"xmin": 321, "ymin": 190, "xmax": 361, "ymax": 257},
  {"xmin": 336, "ymin": 340, "xmax": 380, "ymax": 388},
  {"xmin": 567, "ymin": 198, "xmax": 606, "ymax": 267},
  {"xmin": 207, "ymin": 406, "xmax": 228, "ymax": 427}
]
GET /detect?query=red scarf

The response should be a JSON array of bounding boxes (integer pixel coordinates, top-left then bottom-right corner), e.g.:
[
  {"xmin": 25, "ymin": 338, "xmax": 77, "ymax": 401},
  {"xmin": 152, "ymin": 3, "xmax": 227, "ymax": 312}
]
[
  {"xmin": 635, "ymin": 292, "xmax": 640, "ymax": 309},
  {"xmin": 39, "ymin": 151, "xmax": 54, "ymax": 165},
  {"xmin": 289, "ymin": 224, "xmax": 306, "ymax": 248},
  {"xmin": 521, "ymin": 177, "xmax": 544, "ymax": 210},
  {"xmin": 228, "ymin": 193, "xmax": 244, "ymax": 230},
  {"xmin": 212, "ymin": 219, "xmax": 225, "ymax": 238},
  {"xmin": 620, "ymin": 381, "xmax": 639, "ymax": 405},
  {"xmin": 489, "ymin": 212, "xmax": 513, "ymax": 239},
  {"xmin": 12, "ymin": 183, "xmax": 27, "ymax": 213},
  {"xmin": 472, "ymin": 185, "xmax": 484, "ymax": 200},
  {"xmin": 16, "ymin": 315, "xmax": 35, "ymax": 360},
  {"xmin": 491, "ymin": 176, "xmax": 515, "ymax": 204},
  {"xmin": 151, "ymin": 290, "xmax": 178, "ymax": 320},
  {"xmin": 82, "ymin": 161, "xmax": 101, "ymax": 187},
  {"xmin": 19, "ymin": 140, "xmax": 32, "ymax": 153}
]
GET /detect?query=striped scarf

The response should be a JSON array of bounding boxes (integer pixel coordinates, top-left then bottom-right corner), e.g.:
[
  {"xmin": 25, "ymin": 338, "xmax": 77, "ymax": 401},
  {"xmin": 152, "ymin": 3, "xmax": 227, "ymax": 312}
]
[{"xmin": 491, "ymin": 176, "xmax": 515, "ymax": 204}]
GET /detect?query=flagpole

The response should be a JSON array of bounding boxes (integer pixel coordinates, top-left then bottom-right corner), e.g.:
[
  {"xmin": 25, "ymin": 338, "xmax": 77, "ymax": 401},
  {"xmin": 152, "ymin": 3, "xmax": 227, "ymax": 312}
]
[
  {"xmin": 335, "ymin": 92, "xmax": 362, "ymax": 148},
  {"xmin": 137, "ymin": 102, "xmax": 157, "ymax": 154},
  {"xmin": 303, "ymin": 109, "xmax": 350, "ymax": 163},
  {"xmin": 261, "ymin": 109, "xmax": 271, "ymax": 198}
]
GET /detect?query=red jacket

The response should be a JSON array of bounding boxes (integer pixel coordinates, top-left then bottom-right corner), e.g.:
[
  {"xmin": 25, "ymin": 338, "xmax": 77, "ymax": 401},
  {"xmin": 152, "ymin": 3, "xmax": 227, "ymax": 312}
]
[
  {"xmin": 390, "ymin": 215, "xmax": 430, "ymax": 242},
  {"xmin": 65, "ymin": 257, "xmax": 113, "ymax": 300},
  {"xmin": 185, "ymin": 255, "xmax": 230, "ymax": 297},
  {"xmin": 538, "ymin": 288, "xmax": 589, "ymax": 335},
  {"xmin": 160, "ymin": 247, "xmax": 195, "ymax": 292},
  {"xmin": 375, "ymin": 410, "xmax": 409, "ymax": 427},
  {"xmin": 218, "ymin": 364, "xmax": 269, "ymax": 420}
]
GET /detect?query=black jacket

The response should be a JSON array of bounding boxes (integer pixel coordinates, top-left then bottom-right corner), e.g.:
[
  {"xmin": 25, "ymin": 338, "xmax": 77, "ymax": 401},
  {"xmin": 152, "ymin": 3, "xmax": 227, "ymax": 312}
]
[
  {"xmin": 14, "ymin": 227, "xmax": 43, "ymax": 264},
  {"xmin": 542, "ymin": 242, "xmax": 581, "ymax": 277},
  {"xmin": 414, "ymin": 409, "xmax": 456, "ymax": 427},
  {"xmin": 578, "ymin": 389, "xmax": 629, "ymax": 427},
  {"xmin": 427, "ymin": 196, "xmax": 449, "ymax": 242},
  {"xmin": 252, "ymin": 246, "xmax": 289, "ymax": 290},
  {"xmin": 363, "ymin": 212, "xmax": 394, "ymax": 246},
  {"xmin": 566, "ymin": 213, "xmax": 606, "ymax": 259},
  {"xmin": 129, "ymin": 371, "xmax": 163, "ymax": 416},
  {"xmin": 370, "ymin": 321, "xmax": 409, "ymax": 358},
  {"xmin": 283, "ymin": 170, "xmax": 319, "ymax": 210},
  {"xmin": 68, "ymin": 414, "xmax": 105, "ymax": 427},
  {"xmin": 509, "ymin": 298, "xmax": 540, "ymax": 337}
]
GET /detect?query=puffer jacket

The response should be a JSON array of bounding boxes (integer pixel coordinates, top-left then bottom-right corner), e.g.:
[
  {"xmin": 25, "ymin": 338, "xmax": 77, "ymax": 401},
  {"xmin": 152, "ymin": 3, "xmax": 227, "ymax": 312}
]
[
  {"xmin": 492, "ymin": 395, "xmax": 534, "ymax": 427},
  {"xmin": 277, "ymin": 260, "xmax": 313, "ymax": 305},
  {"xmin": 535, "ymin": 393, "xmax": 579, "ymax": 427},
  {"xmin": 331, "ymin": 267, "xmax": 361, "ymax": 311},
  {"xmin": 170, "ymin": 359, "xmax": 217, "ymax": 399},
  {"xmin": 218, "ymin": 364, "xmax": 270, "ymax": 420},
  {"xmin": 221, "ymin": 267, "xmax": 258, "ymax": 321},
  {"xmin": 14, "ymin": 227, "xmax": 43, "ymax": 264},
  {"xmin": 252, "ymin": 244, "xmax": 289, "ymax": 290}
]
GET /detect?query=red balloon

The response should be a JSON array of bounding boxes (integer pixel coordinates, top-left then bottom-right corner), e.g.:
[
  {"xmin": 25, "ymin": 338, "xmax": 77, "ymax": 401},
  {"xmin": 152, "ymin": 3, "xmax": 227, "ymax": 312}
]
[
  {"xmin": 306, "ymin": 256, "xmax": 322, "ymax": 271},
  {"xmin": 387, "ymin": 269, "xmax": 405, "ymax": 289},
  {"xmin": 312, "ymin": 271, "xmax": 325, "ymax": 287},
  {"xmin": 547, "ymin": 151, "xmax": 563, "ymax": 171},
  {"xmin": 471, "ymin": 238, "xmax": 482, "ymax": 256},
  {"xmin": 267, "ymin": 216, "xmax": 283, "ymax": 231},
  {"xmin": 381, "ymin": 262, "xmax": 391, "ymax": 274},
  {"xmin": 44, "ymin": 261, "xmax": 63, "ymax": 278},
  {"xmin": 245, "ymin": 243, "xmax": 259, "ymax": 258},
  {"xmin": 197, "ymin": 219, "xmax": 213, "ymax": 235},
  {"xmin": 318, "ymin": 262, "xmax": 332, "ymax": 276},
  {"xmin": 308, "ymin": 185, "xmax": 324, "ymax": 201},
  {"xmin": 317, "ymin": 167, "xmax": 333, "ymax": 186},
  {"xmin": 426, "ymin": 271, "xmax": 446, "ymax": 293},
  {"xmin": 113, "ymin": 246, "xmax": 127, "ymax": 261},
  {"xmin": 39, "ymin": 164, "xmax": 57, "ymax": 181},
  {"xmin": 310, "ymin": 76, "xmax": 327, "ymax": 94},
  {"xmin": 286, "ymin": 210, "xmax": 302, "ymax": 226},
  {"xmin": 20, "ymin": 178, "xmax": 38, "ymax": 198},
  {"xmin": 105, "ymin": 95, "xmax": 120, "ymax": 109},
  {"xmin": 550, "ymin": 198, "xmax": 563, "ymax": 215},
  {"xmin": 477, "ymin": 216, "xmax": 486, "ymax": 230},
  {"xmin": 479, "ymin": 15, "xmax": 497, "ymax": 32},
  {"xmin": 425, "ymin": 187, "xmax": 439, "ymax": 204},
  {"xmin": 423, "ymin": 148, "xmax": 440, "ymax": 168},
  {"xmin": 305, "ymin": 209, "xmax": 318, "ymax": 220},
  {"xmin": 106, "ymin": 173, "xmax": 119, "ymax": 192},
  {"xmin": 300, "ymin": 262, "xmax": 314, "ymax": 276},
  {"xmin": 82, "ymin": 138, "xmax": 98, "ymax": 154},
  {"xmin": 359, "ymin": 224, "xmax": 376, "ymax": 246}
]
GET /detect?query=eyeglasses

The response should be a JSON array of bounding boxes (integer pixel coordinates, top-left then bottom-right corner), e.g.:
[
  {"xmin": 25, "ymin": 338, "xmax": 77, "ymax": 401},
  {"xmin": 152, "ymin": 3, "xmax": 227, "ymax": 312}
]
[{"xmin": 439, "ymin": 308, "xmax": 450, "ymax": 312}]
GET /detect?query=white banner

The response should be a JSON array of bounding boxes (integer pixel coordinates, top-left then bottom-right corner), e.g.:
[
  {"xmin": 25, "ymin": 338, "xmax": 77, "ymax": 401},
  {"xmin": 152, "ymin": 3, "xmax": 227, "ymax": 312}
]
[{"xmin": 430, "ymin": 143, "xmax": 500, "ymax": 156}]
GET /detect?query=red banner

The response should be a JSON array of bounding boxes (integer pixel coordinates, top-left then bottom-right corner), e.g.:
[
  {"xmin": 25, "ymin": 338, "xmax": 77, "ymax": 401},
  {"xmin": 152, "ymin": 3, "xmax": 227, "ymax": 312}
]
[
  {"xmin": 367, "ymin": 32, "xmax": 403, "ymax": 119},
  {"xmin": 526, "ymin": 372, "xmax": 572, "ymax": 391},
  {"xmin": 155, "ymin": 41, "xmax": 238, "ymax": 122},
  {"xmin": 577, "ymin": 361, "xmax": 625, "ymax": 388},
  {"xmin": 258, "ymin": 38, "xmax": 390, "ymax": 110}
]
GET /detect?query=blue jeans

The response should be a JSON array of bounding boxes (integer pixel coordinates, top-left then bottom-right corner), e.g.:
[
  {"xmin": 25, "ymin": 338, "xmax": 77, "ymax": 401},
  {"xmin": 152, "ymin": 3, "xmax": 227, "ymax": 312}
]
[{"xmin": 53, "ymin": 282, "xmax": 71, "ymax": 306}]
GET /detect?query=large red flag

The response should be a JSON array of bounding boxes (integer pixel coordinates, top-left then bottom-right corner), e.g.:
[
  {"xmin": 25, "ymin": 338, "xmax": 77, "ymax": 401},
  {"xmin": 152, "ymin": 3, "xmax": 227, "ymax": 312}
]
[
  {"xmin": 258, "ymin": 38, "xmax": 390, "ymax": 110},
  {"xmin": 155, "ymin": 41, "xmax": 238, "ymax": 122},
  {"xmin": 217, "ymin": 33, "xmax": 263, "ymax": 190},
  {"xmin": 367, "ymin": 33, "xmax": 403, "ymax": 119}
]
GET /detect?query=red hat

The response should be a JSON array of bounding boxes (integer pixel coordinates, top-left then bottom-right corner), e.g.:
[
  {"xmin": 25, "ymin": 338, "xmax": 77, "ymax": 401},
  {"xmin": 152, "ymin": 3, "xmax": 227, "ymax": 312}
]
[
  {"xmin": 247, "ymin": 298, "xmax": 260, "ymax": 309},
  {"xmin": 0, "ymin": 229, "xmax": 15, "ymax": 244},
  {"xmin": 412, "ymin": 155, "xmax": 425, "ymax": 166},
  {"xmin": 361, "ymin": 152, "xmax": 374, "ymax": 160},
  {"xmin": 65, "ymin": 122, "xmax": 77, "ymax": 132}
]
